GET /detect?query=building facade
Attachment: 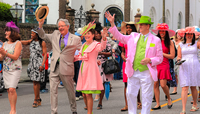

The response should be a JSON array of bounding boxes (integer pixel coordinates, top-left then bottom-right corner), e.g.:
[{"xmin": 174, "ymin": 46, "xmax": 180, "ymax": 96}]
[{"xmin": 2, "ymin": 0, "xmax": 200, "ymax": 31}]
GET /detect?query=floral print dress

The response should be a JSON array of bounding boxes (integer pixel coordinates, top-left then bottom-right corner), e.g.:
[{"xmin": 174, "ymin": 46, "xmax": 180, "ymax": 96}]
[
  {"xmin": 28, "ymin": 41, "xmax": 44, "ymax": 82},
  {"xmin": 3, "ymin": 40, "xmax": 22, "ymax": 88}
]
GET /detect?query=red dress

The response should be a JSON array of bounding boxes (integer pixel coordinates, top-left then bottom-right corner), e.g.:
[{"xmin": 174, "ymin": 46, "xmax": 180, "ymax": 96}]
[
  {"xmin": 157, "ymin": 40, "xmax": 172, "ymax": 81},
  {"xmin": 118, "ymin": 42, "xmax": 128, "ymax": 82}
]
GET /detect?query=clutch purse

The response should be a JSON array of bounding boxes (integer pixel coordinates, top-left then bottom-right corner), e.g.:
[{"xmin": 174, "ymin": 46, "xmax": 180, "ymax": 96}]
[{"xmin": 175, "ymin": 60, "xmax": 186, "ymax": 65}]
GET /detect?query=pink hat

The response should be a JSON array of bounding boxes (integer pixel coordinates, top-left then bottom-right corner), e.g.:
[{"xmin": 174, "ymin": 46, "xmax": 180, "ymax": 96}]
[
  {"xmin": 5, "ymin": 21, "xmax": 19, "ymax": 33},
  {"xmin": 152, "ymin": 23, "xmax": 175, "ymax": 37},
  {"xmin": 178, "ymin": 27, "xmax": 200, "ymax": 37}
]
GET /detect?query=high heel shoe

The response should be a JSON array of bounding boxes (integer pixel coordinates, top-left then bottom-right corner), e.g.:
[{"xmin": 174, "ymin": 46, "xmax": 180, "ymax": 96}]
[
  {"xmin": 168, "ymin": 99, "xmax": 173, "ymax": 109},
  {"xmin": 37, "ymin": 98, "xmax": 42, "ymax": 106},
  {"xmin": 32, "ymin": 99, "xmax": 38, "ymax": 108}
]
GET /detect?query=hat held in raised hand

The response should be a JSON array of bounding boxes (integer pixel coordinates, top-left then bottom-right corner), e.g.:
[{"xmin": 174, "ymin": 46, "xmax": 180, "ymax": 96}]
[{"xmin": 35, "ymin": 6, "xmax": 49, "ymax": 22}]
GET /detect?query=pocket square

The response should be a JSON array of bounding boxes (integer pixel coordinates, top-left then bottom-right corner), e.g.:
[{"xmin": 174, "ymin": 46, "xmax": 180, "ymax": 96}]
[{"xmin": 150, "ymin": 43, "xmax": 155, "ymax": 47}]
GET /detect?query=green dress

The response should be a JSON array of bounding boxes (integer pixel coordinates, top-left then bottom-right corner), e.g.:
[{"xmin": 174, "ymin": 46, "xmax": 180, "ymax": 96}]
[{"xmin": 79, "ymin": 44, "xmax": 101, "ymax": 94}]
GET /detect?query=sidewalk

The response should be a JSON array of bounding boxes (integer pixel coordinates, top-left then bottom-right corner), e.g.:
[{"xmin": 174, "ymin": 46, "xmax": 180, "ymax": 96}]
[{"xmin": 19, "ymin": 64, "xmax": 31, "ymax": 83}]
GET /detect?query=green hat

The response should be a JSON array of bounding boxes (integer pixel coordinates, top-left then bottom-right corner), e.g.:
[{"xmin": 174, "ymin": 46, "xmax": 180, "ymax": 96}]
[{"xmin": 137, "ymin": 16, "xmax": 154, "ymax": 25}]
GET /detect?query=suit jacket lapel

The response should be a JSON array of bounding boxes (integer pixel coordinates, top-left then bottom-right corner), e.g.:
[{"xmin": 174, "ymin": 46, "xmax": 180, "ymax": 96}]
[
  {"xmin": 67, "ymin": 33, "xmax": 73, "ymax": 45},
  {"xmin": 57, "ymin": 32, "xmax": 61, "ymax": 52},
  {"xmin": 145, "ymin": 33, "xmax": 153, "ymax": 57}
]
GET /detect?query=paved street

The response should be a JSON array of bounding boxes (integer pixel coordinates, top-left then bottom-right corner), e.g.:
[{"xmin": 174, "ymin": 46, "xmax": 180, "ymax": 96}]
[{"xmin": 0, "ymin": 65, "xmax": 200, "ymax": 114}]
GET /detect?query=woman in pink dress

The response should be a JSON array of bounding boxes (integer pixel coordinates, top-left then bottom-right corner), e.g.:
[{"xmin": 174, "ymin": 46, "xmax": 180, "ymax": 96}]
[
  {"xmin": 74, "ymin": 22, "xmax": 107, "ymax": 114},
  {"xmin": 151, "ymin": 23, "xmax": 175, "ymax": 110},
  {"xmin": 119, "ymin": 21, "xmax": 140, "ymax": 111}
]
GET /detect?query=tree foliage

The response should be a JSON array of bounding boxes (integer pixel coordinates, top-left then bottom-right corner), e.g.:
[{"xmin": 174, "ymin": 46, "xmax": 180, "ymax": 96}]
[{"xmin": 0, "ymin": 2, "xmax": 13, "ymax": 21}]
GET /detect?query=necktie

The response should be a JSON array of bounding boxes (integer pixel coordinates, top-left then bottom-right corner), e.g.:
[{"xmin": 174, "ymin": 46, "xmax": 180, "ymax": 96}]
[
  {"xmin": 60, "ymin": 36, "xmax": 65, "ymax": 51},
  {"xmin": 141, "ymin": 35, "xmax": 145, "ymax": 42}
]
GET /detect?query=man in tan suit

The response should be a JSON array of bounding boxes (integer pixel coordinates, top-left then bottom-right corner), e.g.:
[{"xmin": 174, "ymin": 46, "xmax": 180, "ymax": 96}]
[{"xmin": 37, "ymin": 19, "xmax": 82, "ymax": 114}]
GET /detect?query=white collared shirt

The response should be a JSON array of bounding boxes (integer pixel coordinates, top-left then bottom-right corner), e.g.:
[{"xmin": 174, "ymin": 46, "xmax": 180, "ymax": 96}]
[{"xmin": 140, "ymin": 32, "xmax": 150, "ymax": 41}]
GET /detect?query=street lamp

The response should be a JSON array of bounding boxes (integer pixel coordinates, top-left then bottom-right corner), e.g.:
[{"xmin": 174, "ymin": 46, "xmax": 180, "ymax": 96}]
[{"xmin": 9, "ymin": 3, "xmax": 23, "ymax": 26}]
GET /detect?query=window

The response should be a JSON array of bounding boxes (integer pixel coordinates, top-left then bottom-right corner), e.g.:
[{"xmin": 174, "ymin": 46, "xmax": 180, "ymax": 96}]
[
  {"xmin": 18, "ymin": 5, "xmax": 23, "ymax": 23},
  {"xmin": 166, "ymin": 10, "xmax": 170, "ymax": 28},
  {"xmin": 178, "ymin": 12, "xmax": 182, "ymax": 29},
  {"xmin": 199, "ymin": 19, "xmax": 200, "ymax": 28},
  {"xmin": 25, "ymin": 0, "xmax": 39, "ymax": 23},
  {"xmin": 189, "ymin": 14, "xmax": 193, "ymax": 26},
  {"xmin": 104, "ymin": 7, "xmax": 123, "ymax": 27},
  {"xmin": 149, "ymin": 7, "xmax": 156, "ymax": 30}
]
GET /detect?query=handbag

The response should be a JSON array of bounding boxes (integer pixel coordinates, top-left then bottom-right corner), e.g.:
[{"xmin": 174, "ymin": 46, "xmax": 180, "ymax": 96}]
[{"xmin": 102, "ymin": 52, "xmax": 121, "ymax": 74}]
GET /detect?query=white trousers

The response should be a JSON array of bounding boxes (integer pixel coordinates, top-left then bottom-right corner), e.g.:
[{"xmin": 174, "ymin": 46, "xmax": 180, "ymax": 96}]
[{"xmin": 127, "ymin": 70, "xmax": 154, "ymax": 114}]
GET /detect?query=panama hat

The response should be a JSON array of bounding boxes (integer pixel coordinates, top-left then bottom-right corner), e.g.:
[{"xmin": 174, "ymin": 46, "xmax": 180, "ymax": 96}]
[
  {"xmin": 35, "ymin": 6, "xmax": 49, "ymax": 22},
  {"xmin": 121, "ymin": 21, "xmax": 139, "ymax": 34},
  {"xmin": 137, "ymin": 16, "xmax": 154, "ymax": 25},
  {"xmin": 152, "ymin": 23, "xmax": 175, "ymax": 37}
]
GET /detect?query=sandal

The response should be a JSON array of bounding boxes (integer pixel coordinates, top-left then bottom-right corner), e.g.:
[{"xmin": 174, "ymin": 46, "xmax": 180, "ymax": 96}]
[
  {"xmin": 190, "ymin": 106, "xmax": 199, "ymax": 112},
  {"xmin": 180, "ymin": 110, "xmax": 186, "ymax": 114},
  {"xmin": 32, "ymin": 99, "xmax": 38, "ymax": 108},
  {"xmin": 37, "ymin": 98, "xmax": 42, "ymax": 106},
  {"xmin": 191, "ymin": 101, "xmax": 193, "ymax": 104},
  {"xmin": 84, "ymin": 107, "xmax": 87, "ymax": 110},
  {"xmin": 121, "ymin": 106, "xmax": 128, "ymax": 111},
  {"xmin": 97, "ymin": 104, "xmax": 102, "ymax": 110},
  {"xmin": 137, "ymin": 103, "xmax": 142, "ymax": 109}
]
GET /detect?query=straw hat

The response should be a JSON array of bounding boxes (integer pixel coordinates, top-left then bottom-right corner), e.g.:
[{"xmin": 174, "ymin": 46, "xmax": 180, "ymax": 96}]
[
  {"xmin": 35, "ymin": 6, "xmax": 49, "ymax": 22},
  {"xmin": 152, "ymin": 23, "xmax": 175, "ymax": 37},
  {"xmin": 121, "ymin": 21, "xmax": 139, "ymax": 34}
]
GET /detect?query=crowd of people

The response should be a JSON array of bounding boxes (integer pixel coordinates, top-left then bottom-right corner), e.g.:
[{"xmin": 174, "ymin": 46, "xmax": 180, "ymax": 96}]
[{"xmin": 1, "ymin": 11, "xmax": 200, "ymax": 114}]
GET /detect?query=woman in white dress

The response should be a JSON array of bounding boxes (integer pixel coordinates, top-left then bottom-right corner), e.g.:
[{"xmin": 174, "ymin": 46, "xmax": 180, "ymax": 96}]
[
  {"xmin": 177, "ymin": 27, "xmax": 200, "ymax": 114},
  {"xmin": 0, "ymin": 21, "xmax": 22, "ymax": 114}
]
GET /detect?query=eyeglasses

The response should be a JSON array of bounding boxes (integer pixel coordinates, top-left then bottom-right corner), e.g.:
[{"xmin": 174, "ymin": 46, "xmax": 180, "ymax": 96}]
[{"xmin": 58, "ymin": 25, "xmax": 67, "ymax": 28}]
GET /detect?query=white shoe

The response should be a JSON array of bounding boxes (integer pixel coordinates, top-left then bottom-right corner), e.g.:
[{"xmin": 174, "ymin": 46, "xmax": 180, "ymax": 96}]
[
  {"xmin": 58, "ymin": 84, "xmax": 64, "ymax": 88},
  {"xmin": 79, "ymin": 96, "xmax": 83, "ymax": 99},
  {"xmin": 76, "ymin": 97, "xmax": 79, "ymax": 101}
]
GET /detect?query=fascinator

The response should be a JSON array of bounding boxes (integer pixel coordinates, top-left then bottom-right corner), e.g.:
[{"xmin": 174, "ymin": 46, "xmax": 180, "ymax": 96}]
[
  {"xmin": 80, "ymin": 20, "xmax": 96, "ymax": 36},
  {"xmin": 5, "ymin": 21, "xmax": 20, "ymax": 33}
]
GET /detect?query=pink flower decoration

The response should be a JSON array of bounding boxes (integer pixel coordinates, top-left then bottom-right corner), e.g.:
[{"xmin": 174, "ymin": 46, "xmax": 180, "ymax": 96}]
[
  {"xmin": 156, "ymin": 23, "xmax": 169, "ymax": 30},
  {"xmin": 178, "ymin": 27, "xmax": 200, "ymax": 37}
]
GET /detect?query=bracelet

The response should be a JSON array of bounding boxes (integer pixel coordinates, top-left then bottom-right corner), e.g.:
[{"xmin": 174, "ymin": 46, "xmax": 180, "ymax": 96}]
[
  {"xmin": 5, "ymin": 52, "xmax": 8, "ymax": 56},
  {"xmin": 40, "ymin": 65, "xmax": 45, "ymax": 68}
]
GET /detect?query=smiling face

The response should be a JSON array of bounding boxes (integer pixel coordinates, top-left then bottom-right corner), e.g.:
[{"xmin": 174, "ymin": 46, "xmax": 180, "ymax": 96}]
[
  {"xmin": 85, "ymin": 31, "xmax": 94, "ymax": 43},
  {"xmin": 5, "ymin": 31, "xmax": 11, "ymax": 39},
  {"xmin": 159, "ymin": 30, "xmax": 166, "ymax": 38},
  {"xmin": 126, "ymin": 25, "xmax": 133, "ymax": 35},
  {"xmin": 58, "ymin": 21, "xmax": 69, "ymax": 36},
  {"xmin": 31, "ymin": 31, "xmax": 38, "ymax": 40},
  {"xmin": 185, "ymin": 33, "xmax": 194, "ymax": 42},
  {"xmin": 177, "ymin": 33, "xmax": 182, "ymax": 40},
  {"xmin": 94, "ymin": 31, "xmax": 102, "ymax": 40}
]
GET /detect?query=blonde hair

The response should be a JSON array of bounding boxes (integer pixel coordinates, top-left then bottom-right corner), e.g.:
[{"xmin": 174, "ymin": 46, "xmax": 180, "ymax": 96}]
[{"xmin": 174, "ymin": 32, "xmax": 183, "ymax": 42}]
